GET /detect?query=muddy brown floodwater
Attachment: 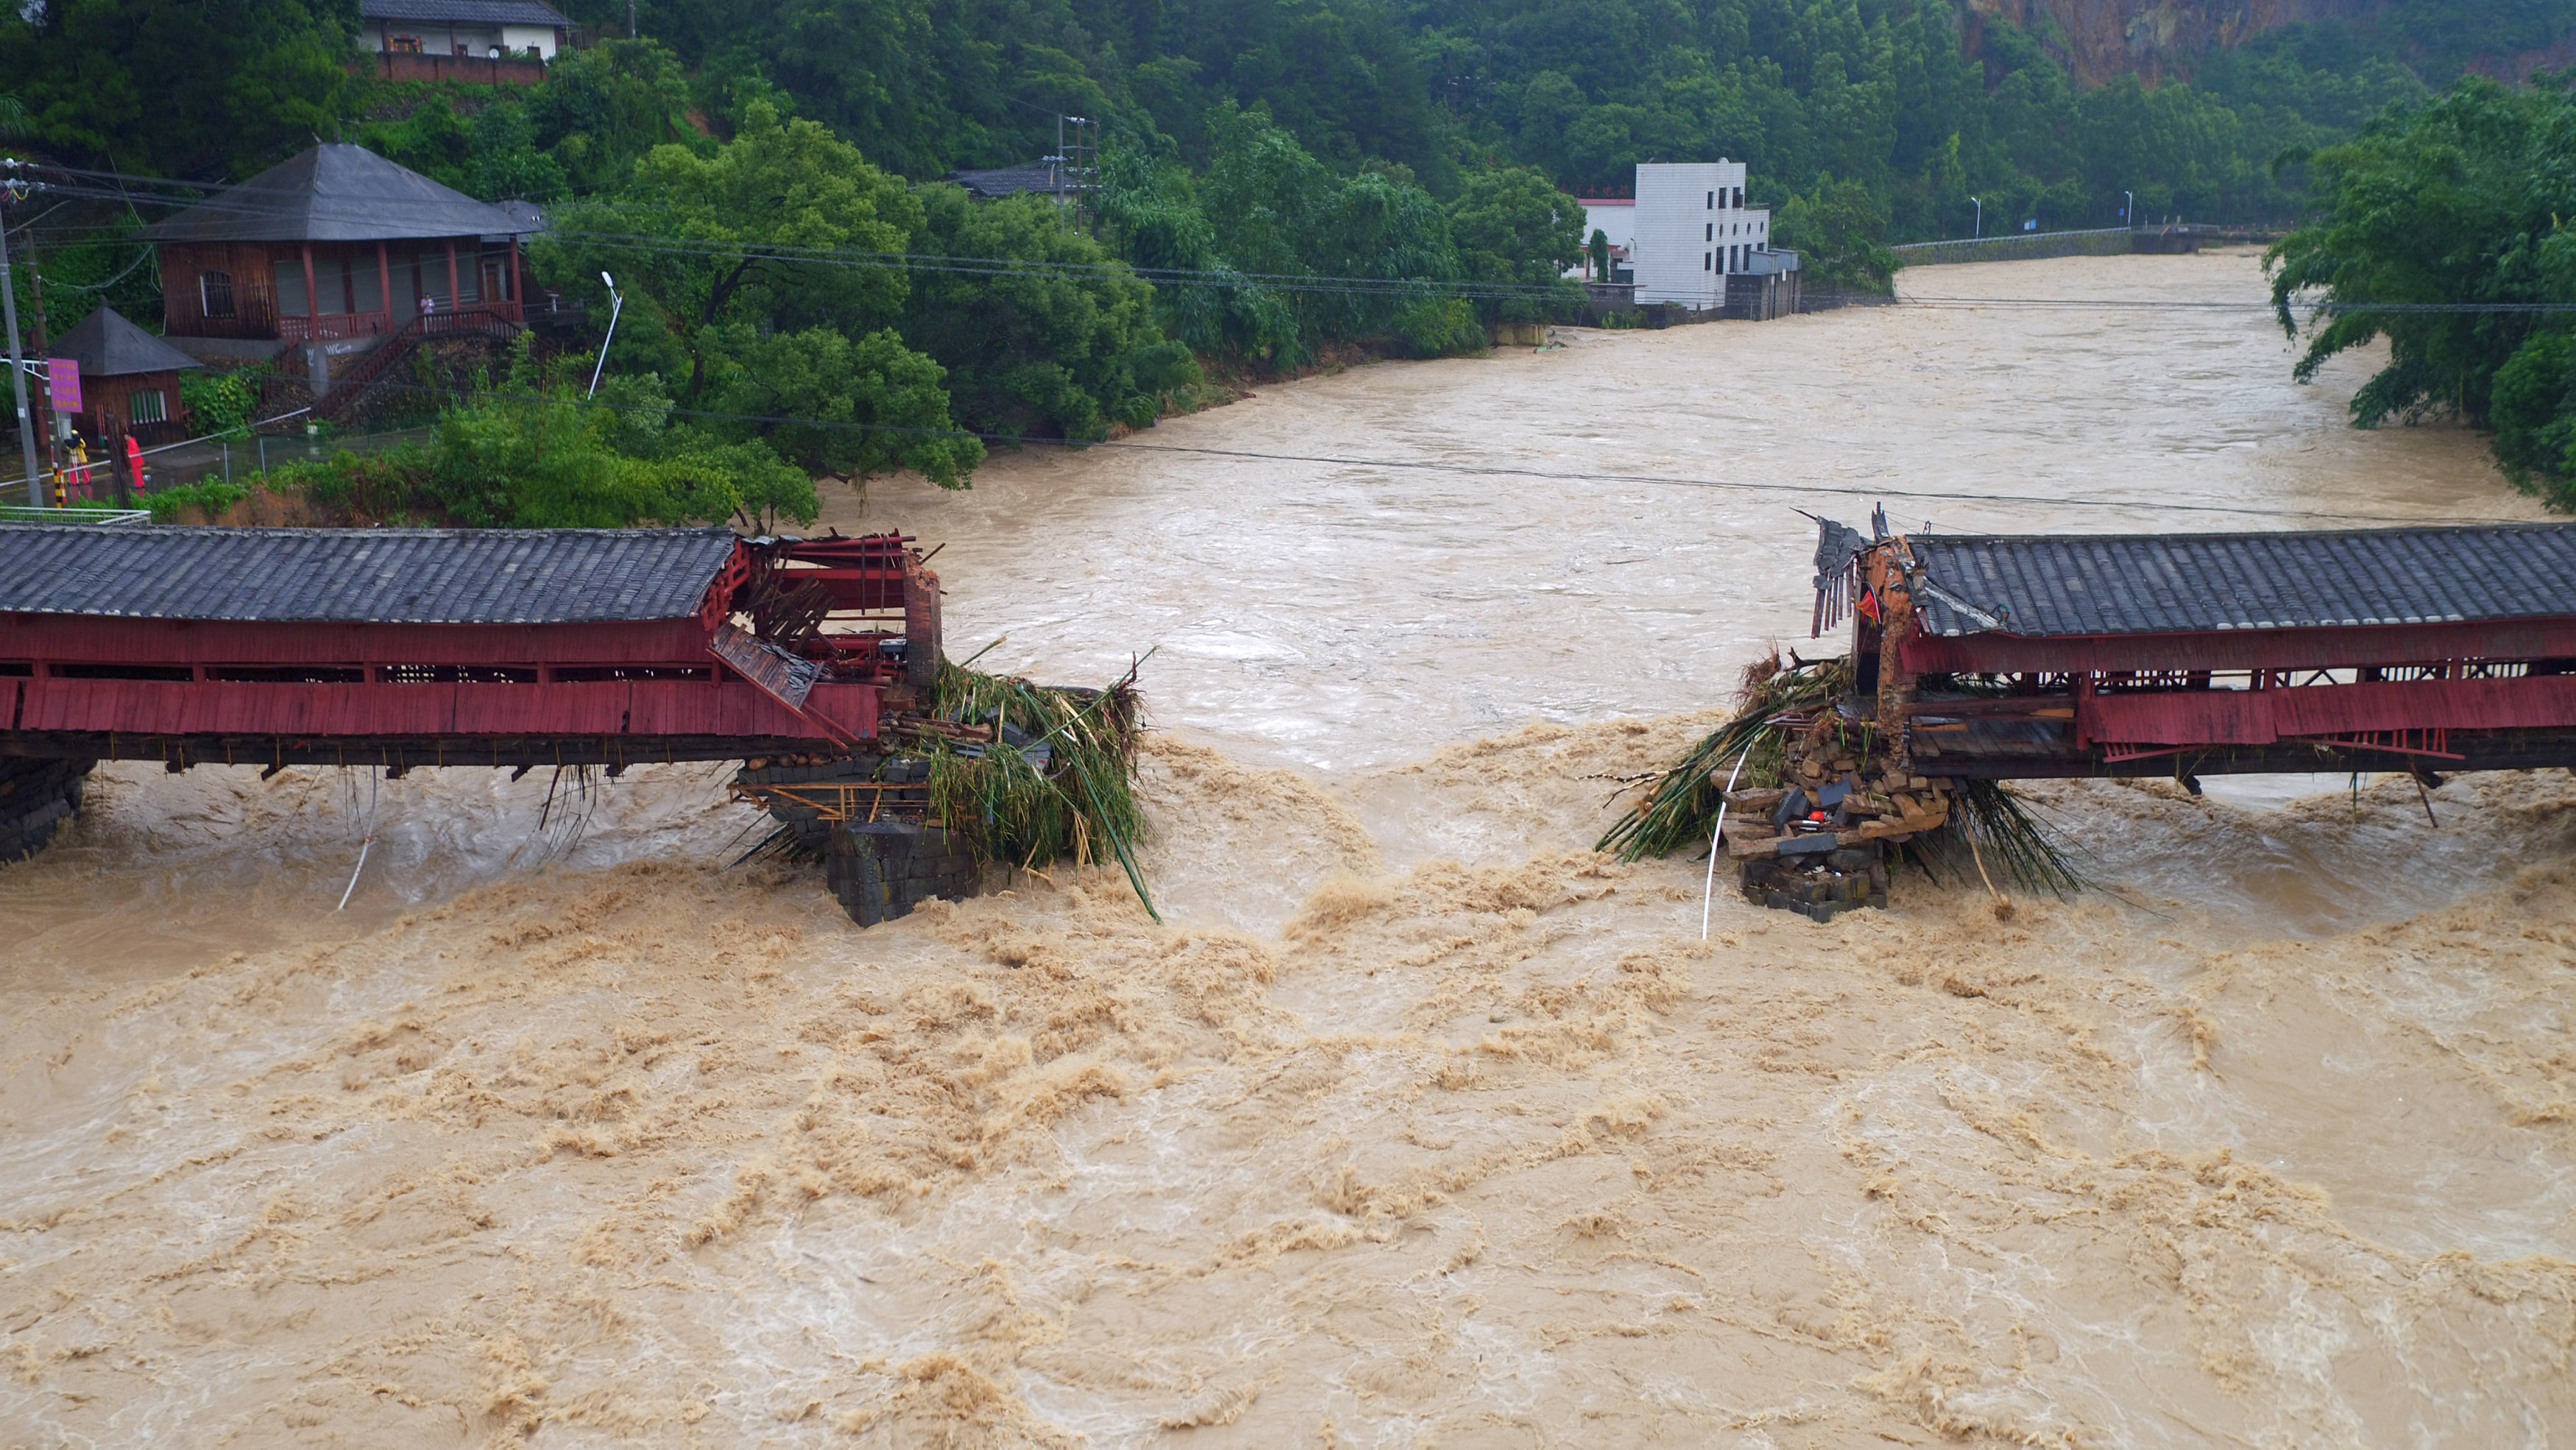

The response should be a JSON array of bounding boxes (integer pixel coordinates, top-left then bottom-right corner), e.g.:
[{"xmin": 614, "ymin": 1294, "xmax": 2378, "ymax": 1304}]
[{"xmin": 5, "ymin": 252, "xmax": 2574, "ymax": 1449}]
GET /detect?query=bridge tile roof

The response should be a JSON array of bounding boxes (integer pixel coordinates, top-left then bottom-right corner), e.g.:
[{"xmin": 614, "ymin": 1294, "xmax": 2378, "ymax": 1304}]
[
  {"xmin": 1910, "ymin": 524, "xmax": 2576, "ymax": 638},
  {"xmin": 0, "ymin": 525, "xmax": 740, "ymax": 625}
]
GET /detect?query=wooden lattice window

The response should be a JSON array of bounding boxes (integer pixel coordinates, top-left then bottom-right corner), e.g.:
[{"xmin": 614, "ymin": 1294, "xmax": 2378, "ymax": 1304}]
[
  {"xmin": 128, "ymin": 390, "xmax": 167, "ymax": 425},
  {"xmin": 198, "ymin": 269, "xmax": 235, "ymax": 319},
  {"xmin": 389, "ymin": 33, "xmax": 423, "ymax": 52}
]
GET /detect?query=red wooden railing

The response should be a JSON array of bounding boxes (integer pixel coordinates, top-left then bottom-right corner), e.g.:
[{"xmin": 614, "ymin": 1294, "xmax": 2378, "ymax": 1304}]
[{"xmin": 282, "ymin": 300, "xmax": 523, "ymax": 344}]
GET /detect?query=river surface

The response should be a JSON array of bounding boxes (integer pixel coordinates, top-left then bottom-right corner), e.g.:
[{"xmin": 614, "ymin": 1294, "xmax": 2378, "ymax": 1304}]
[{"xmin": 4, "ymin": 252, "xmax": 2573, "ymax": 1449}]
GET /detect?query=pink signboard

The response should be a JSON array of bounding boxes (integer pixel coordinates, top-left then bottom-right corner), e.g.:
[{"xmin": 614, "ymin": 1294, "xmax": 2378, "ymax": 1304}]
[{"xmin": 46, "ymin": 358, "xmax": 80, "ymax": 413}]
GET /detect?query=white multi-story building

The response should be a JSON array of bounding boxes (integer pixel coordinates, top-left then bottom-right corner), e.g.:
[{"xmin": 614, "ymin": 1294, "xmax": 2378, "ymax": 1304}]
[{"xmin": 1630, "ymin": 161, "xmax": 1776, "ymax": 309}]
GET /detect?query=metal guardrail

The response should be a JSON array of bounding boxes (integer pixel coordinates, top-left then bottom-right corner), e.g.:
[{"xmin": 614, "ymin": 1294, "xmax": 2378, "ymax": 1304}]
[{"xmin": 0, "ymin": 505, "xmax": 151, "ymax": 526}]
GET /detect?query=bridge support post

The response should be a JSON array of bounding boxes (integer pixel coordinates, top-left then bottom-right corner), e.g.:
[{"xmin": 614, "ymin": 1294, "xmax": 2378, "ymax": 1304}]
[
  {"xmin": 826, "ymin": 820, "xmax": 977, "ymax": 927},
  {"xmin": 0, "ymin": 756, "xmax": 95, "ymax": 863}
]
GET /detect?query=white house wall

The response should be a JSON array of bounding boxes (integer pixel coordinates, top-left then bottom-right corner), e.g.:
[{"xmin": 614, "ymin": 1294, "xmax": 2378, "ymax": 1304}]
[
  {"xmin": 1565, "ymin": 200, "xmax": 1635, "ymax": 278},
  {"xmin": 1630, "ymin": 162, "xmax": 1781, "ymax": 309},
  {"xmin": 500, "ymin": 24, "xmax": 561, "ymax": 57},
  {"xmin": 361, "ymin": 20, "xmax": 560, "ymax": 58}
]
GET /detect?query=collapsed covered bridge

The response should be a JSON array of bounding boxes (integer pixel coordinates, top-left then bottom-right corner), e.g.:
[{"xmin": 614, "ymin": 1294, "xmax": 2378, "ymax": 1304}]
[
  {"xmin": 1691, "ymin": 519, "xmax": 2576, "ymax": 921},
  {"xmin": 1860, "ymin": 522, "xmax": 2576, "ymax": 779},
  {"xmin": 0, "ymin": 522, "xmax": 1004, "ymax": 924}
]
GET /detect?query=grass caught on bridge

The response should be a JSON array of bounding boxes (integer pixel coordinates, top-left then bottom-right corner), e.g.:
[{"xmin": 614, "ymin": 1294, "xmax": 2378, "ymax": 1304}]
[
  {"xmin": 924, "ymin": 655, "xmax": 1157, "ymax": 920},
  {"xmin": 1596, "ymin": 653, "xmax": 1853, "ymax": 863},
  {"xmin": 1596, "ymin": 651, "xmax": 2082, "ymax": 897}
]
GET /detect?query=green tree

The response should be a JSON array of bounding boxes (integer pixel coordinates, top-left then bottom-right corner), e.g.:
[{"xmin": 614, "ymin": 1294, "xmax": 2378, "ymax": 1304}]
[
  {"xmin": 1192, "ymin": 105, "xmax": 1465, "ymax": 357},
  {"xmin": 1093, "ymin": 146, "xmax": 1301, "ymax": 364},
  {"xmin": 526, "ymin": 38, "xmax": 707, "ymax": 194},
  {"xmin": 537, "ymin": 99, "xmax": 981, "ymax": 484},
  {"xmin": 2492, "ymin": 329, "xmax": 2576, "ymax": 498},
  {"xmin": 179, "ymin": 368, "xmax": 262, "ymax": 441},
  {"xmin": 1448, "ymin": 166, "xmax": 1585, "ymax": 321},
  {"xmin": 1777, "ymin": 174, "xmax": 1895, "ymax": 295},
  {"xmin": 2268, "ymin": 77, "xmax": 2576, "ymax": 432},
  {"xmin": 693, "ymin": 322, "xmax": 983, "ymax": 484},
  {"xmin": 0, "ymin": 0, "xmax": 357, "ymax": 177},
  {"xmin": 257, "ymin": 345, "xmax": 814, "ymax": 528},
  {"xmin": 902, "ymin": 185, "xmax": 1197, "ymax": 439}
]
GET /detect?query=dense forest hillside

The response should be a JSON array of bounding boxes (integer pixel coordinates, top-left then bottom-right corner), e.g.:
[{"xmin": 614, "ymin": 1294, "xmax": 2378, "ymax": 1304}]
[
  {"xmin": 7, "ymin": 0, "xmax": 2563, "ymax": 229},
  {"xmin": 0, "ymin": 0, "xmax": 2571, "ymax": 517},
  {"xmin": 1961, "ymin": 0, "xmax": 2576, "ymax": 85}
]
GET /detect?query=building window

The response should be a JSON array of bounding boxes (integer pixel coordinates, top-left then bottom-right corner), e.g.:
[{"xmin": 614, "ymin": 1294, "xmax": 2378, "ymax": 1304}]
[
  {"xmin": 128, "ymin": 390, "xmax": 166, "ymax": 425},
  {"xmin": 1705, "ymin": 252, "xmax": 1713, "ymax": 272},
  {"xmin": 1706, "ymin": 191, "xmax": 1713, "ymax": 209},
  {"xmin": 1705, "ymin": 223, "xmax": 1713, "ymax": 241},
  {"xmin": 198, "ymin": 270, "xmax": 236, "ymax": 319},
  {"xmin": 389, "ymin": 32, "xmax": 422, "ymax": 52}
]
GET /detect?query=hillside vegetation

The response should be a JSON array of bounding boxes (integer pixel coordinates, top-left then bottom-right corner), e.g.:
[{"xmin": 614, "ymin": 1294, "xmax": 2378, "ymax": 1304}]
[{"xmin": 1, "ymin": 0, "xmax": 2571, "ymax": 509}]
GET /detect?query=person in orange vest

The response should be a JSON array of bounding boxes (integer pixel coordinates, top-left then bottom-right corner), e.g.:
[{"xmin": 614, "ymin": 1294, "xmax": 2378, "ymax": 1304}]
[{"xmin": 124, "ymin": 434, "xmax": 146, "ymax": 498}]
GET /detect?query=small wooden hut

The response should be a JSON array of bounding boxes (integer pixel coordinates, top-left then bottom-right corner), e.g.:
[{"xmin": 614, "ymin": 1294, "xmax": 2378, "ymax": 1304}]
[
  {"xmin": 51, "ymin": 306, "xmax": 201, "ymax": 448},
  {"xmin": 138, "ymin": 144, "xmax": 536, "ymax": 346}
]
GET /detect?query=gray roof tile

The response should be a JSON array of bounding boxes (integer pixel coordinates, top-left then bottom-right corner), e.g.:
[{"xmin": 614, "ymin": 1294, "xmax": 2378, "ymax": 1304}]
[
  {"xmin": 52, "ymin": 306, "xmax": 202, "ymax": 378},
  {"xmin": 362, "ymin": 0, "xmax": 573, "ymax": 24},
  {"xmin": 1909, "ymin": 526, "xmax": 2576, "ymax": 637},
  {"xmin": 0, "ymin": 524, "xmax": 739, "ymax": 625},
  {"xmin": 137, "ymin": 144, "xmax": 532, "ymax": 245}
]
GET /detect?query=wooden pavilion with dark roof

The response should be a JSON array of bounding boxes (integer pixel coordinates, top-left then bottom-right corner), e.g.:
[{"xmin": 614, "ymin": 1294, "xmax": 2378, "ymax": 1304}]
[
  {"xmin": 50, "ymin": 305, "xmax": 202, "ymax": 448},
  {"xmin": 138, "ymin": 144, "xmax": 537, "ymax": 346}
]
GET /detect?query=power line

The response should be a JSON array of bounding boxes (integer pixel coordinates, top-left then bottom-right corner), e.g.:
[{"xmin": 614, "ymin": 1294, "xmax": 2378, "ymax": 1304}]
[
  {"xmin": 7, "ymin": 174, "xmax": 1574, "ymax": 305},
  {"xmin": 337, "ymin": 378, "xmax": 2545, "ymax": 526},
  {"xmin": 40, "ymin": 244, "xmax": 155, "ymax": 294},
  {"xmin": 13, "ymin": 160, "xmax": 2573, "ymax": 316}
]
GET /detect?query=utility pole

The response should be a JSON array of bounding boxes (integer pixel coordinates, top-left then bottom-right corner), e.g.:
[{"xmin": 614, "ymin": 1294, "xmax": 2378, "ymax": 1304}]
[
  {"xmin": 28, "ymin": 253, "xmax": 61, "ymax": 498},
  {"xmin": 0, "ymin": 171, "xmax": 40, "ymax": 506},
  {"xmin": 2124, "ymin": 190, "xmax": 2134, "ymax": 232},
  {"xmin": 1970, "ymin": 196, "xmax": 1981, "ymax": 241},
  {"xmin": 628, "ymin": 0, "xmax": 637, "ymax": 37}
]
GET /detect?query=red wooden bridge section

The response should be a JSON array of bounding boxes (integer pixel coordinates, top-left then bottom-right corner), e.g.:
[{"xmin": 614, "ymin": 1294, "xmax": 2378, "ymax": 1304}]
[
  {"xmin": 0, "ymin": 524, "xmax": 941, "ymax": 773},
  {"xmin": 1831, "ymin": 522, "xmax": 2576, "ymax": 780}
]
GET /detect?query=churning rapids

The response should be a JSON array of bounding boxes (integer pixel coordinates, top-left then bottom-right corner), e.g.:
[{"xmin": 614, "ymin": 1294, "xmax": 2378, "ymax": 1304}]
[{"xmin": 6, "ymin": 252, "xmax": 2574, "ymax": 1448}]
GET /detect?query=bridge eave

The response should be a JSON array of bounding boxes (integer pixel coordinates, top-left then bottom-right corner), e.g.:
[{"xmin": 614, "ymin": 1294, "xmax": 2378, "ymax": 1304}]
[{"xmin": 1901, "ymin": 617, "xmax": 2576, "ymax": 676}]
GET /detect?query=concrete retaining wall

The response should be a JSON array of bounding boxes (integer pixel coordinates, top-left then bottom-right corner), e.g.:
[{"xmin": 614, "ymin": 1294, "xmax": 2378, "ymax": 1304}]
[{"xmin": 1892, "ymin": 227, "xmax": 2134, "ymax": 268}]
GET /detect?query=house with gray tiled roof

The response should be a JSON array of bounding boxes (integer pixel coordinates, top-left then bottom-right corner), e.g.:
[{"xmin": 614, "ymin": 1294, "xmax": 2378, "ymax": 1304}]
[{"xmin": 360, "ymin": 0, "xmax": 573, "ymax": 60}]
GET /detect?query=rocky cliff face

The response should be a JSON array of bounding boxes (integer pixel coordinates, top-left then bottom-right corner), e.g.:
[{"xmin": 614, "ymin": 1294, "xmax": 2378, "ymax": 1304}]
[{"xmin": 1959, "ymin": 0, "xmax": 2369, "ymax": 85}]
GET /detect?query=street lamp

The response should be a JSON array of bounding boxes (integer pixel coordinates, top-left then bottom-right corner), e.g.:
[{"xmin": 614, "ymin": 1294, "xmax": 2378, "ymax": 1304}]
[
  {"xmin": 2124, "ymin": 190, "xmax": 2134, "ymax": 231},
  {"xmin": 1970, "ymin": 196, "xmax": 1981, "ymax": 240},
  {"xmin": 586, "ymin": 272, "xmax": 623, "ymax": 400}
]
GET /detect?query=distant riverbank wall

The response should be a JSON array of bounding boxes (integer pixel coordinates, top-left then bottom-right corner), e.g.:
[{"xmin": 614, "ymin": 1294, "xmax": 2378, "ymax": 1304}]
[
  {"xmin": 1894, "ymin": 226, "xmax": 2139, "ymax": 267},
  {"xmin": 1894, "ymin": 223, "xmax": 2279, "ymax": 268}
]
